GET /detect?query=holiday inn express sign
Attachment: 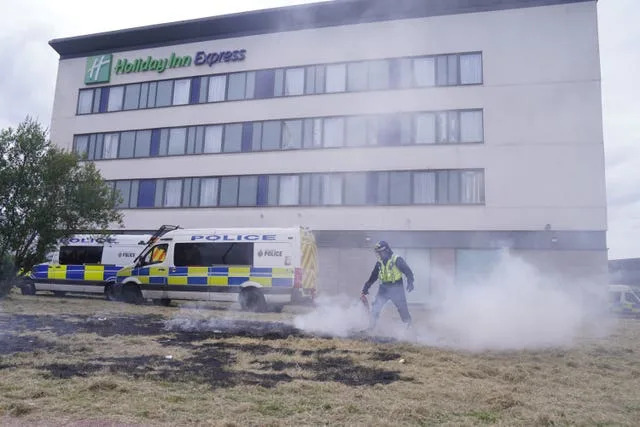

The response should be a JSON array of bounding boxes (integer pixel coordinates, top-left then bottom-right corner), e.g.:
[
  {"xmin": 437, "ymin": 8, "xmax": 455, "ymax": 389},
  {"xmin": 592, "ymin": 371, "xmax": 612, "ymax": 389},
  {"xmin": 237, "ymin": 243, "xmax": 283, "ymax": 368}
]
[{"xmin": 84, "ymin": 49, "xmax": 247, "ymax": 84}]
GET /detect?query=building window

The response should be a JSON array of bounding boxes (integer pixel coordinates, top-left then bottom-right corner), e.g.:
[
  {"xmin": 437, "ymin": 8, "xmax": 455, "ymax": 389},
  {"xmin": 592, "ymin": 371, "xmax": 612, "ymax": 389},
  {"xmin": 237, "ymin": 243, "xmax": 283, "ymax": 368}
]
[
  {"xmin": 347, "ymin": 62, "xmax": 368, "ymax": 92},
  {"xmin": 436, "ymin": 56, "xmax": 448, "ymax": 86},
  {"xmin": 279, "ymin": 175, "xmax": 300, "ymax": 206},
  {"xmin": 413, "ymin": 172, "xmax": 436, "ymax": 204},
  {"xmin": 413, "ymin": 57, "xmax": 435, "ymax": 87},
  {"xmin": 322, "ymin": 174, "xmax": 343, "ymax": 205},
  {"xmin": 285, "ymin": 68, "xmax": 305, "ymax": 96},
  {"xmin": 208, "ymin": 75, "xmax": 226, "ymax": 102},
  {"xmin": 102, "ymin": 133, "xmax": 119, "ymax": 159},
  {"xmin": 155, "ymin": 80, "xmax": 173, "ymax": 107},
  {"xmin": 114, "ymin": 181, "xmax": 131, "ymax": 208},
  {"xmin": 147, "ymin": 82, "xmax": 158, "ymax": 108},
  {"xmin": 460, "ymin": 110, "xmax": 484, "ymax": 142},
  {"xmin": 238, "ymin": 176, "xmax": 258, "ymax": 206},
  {"xmin": 344, "ymin": 173, "xmax": 367, "ymax": 205},
  {"xmin": 223, "ymin": 124, "xmax": 242, "ymax": 153},
  {"xmin": 77, "ymin": 89, "xmax": 94, "ymax": 114},
  {"xmin": 134, "ymin": 130, "xmax": 151, "ymax": 158},
  {"xmin": 123, "ymin": 84, "xmax": 141, "ymax": 110},
  {"xmin": 168, "ymin": 128, "xmax": 186, "ymax": 155},
  {"xmin": 323, "ymin": 117, "xmax": 344, "ymax": 147},
  {"xmin": 199, "ymin": 178, "xmax": 219, "ymax": 207},
  {"xmin": 164, "ymin": 179, "xmax": 182, "ymax": 207},
  {"xmin": 447, "ymin": 55, "xmax": 459, "ymax": 86},
  {"xmin": 118, "ymin": 131, "xmax": 135, "ymax": 158},
  {"xmin": 346, "ymin": 116, "xmax": 368, "ymax": 147},
  {"xmin": 389, "ymin": 172, "xmax": 412, "ymax": 205},
  {"xmin": 204, "ymin": 125, "xmax": 223, "ymax": 153},
  {"xmin": 107, "ymin": 86, "xmax": 124, "ymax": 112},
  {"xmin": 219, "ymin": 177, "xmax": 239, "ymax": 206},
  {"xmin": 255, "ymin": 70, "xmax": 276, "ymax": 99},
  {"xmin": 261, "ymin": 121, "xmax": 282, "ymax": 151},
  {"xmin": 172, "ymin": 79, "xmax": 191, "ymax": 105},
  {"xmin": 325, "ymin": 64, "xmax": 346, "ymax": 93},
  {"xmin": 461, "ymin": 170, "xmax": 484, "ymax": 204},
  {"xmin": 415, "ymin": 113, "xmax": 436, "ymax": 144},
  {"xmin": 282, "ymin": 120, "xmax": 302, "ymax": 150},
  {"xmin": 460, "ymin": 53, "xmax": 483, "ymax": 84},
  {"xmin": 74, "ymin": 135, "xmax": 89, "ymax": 157},
  {"xmin": 368, "ymin": 60, "xmax": 390, "ymax": 90}
]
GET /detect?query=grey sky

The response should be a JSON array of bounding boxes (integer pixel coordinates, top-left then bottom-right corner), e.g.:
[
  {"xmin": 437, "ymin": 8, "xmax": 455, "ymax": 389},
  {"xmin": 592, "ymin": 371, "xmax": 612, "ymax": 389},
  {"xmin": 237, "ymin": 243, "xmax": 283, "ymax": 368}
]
[{"xmin": 0, "ymin": 0, "xmax": 637, "ymax": 259}]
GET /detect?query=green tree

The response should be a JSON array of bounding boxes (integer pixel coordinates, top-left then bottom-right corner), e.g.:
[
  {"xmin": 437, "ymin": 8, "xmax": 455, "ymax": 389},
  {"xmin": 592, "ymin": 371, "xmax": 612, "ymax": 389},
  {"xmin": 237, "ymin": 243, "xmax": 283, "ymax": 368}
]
[{"xmin": 0, "ymin": 117, "xmax": 122, "ymax": 294}]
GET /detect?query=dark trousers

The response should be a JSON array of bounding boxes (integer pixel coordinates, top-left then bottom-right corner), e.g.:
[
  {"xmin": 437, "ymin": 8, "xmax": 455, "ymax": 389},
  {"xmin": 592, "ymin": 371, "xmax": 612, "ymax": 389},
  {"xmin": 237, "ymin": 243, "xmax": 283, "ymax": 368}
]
[{"xmin": 371, "ymin": 283, "xmax": 412, "ymax": 326}]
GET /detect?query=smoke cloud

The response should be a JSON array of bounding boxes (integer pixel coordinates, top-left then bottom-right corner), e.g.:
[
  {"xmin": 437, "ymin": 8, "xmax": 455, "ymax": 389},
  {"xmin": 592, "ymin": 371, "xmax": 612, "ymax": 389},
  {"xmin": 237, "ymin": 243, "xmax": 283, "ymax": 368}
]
[{"xmin": 294, "ymin": 251, "xmax": 612, "ymax": 351}]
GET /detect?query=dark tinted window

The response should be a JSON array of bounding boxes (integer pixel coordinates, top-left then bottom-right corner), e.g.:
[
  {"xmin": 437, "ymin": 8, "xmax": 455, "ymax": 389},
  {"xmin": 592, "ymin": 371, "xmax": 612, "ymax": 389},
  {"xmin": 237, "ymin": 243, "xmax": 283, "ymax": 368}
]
[
  {"xmin": 174, "ymin": 243, "xmax": 254, "ymax": 266},
  {"xmin": 59, "ymin": 246, "xmax": 103, "ymax": 265}
]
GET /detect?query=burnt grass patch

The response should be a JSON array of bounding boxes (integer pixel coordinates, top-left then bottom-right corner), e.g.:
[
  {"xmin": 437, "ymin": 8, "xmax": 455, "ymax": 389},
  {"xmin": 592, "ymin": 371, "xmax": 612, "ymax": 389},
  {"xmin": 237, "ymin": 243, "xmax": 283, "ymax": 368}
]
[
  {"xmin": 2, "ymin": 312, "xmax": 410, "ymax": 388},
  {"xmin": 252, "ymin": 356, "xmax": 408, "ymax": 386},
  {"xmin": 39, "ymin": 348, "xmax": 408, "ymax": 388},
  {"xmin": 0, "ymin": 333, "xmax": 59, "ymax": 355},
  {"xmin": 0, "ymin": 313, "xmax": 166, "ymax": 337}
]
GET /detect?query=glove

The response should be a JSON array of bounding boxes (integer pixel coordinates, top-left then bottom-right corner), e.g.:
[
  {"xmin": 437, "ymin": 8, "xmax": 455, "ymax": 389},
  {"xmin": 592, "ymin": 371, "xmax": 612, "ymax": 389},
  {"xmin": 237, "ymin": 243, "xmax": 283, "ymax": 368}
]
[
  {"xmin": 406, "ymin": 282, "xmax": 414, "ymax": 293},
  {"xmin": 361, "ymin": 288, "xmax": 368, "ymax": 296}
]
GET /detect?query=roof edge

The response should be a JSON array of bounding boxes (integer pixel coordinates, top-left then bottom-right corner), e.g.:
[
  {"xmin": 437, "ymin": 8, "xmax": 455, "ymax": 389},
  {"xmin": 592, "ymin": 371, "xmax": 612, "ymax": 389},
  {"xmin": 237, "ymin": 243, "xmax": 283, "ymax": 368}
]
[{"xmin": 49, "ymin": 0, "xmax": 595, "ymax": 59}]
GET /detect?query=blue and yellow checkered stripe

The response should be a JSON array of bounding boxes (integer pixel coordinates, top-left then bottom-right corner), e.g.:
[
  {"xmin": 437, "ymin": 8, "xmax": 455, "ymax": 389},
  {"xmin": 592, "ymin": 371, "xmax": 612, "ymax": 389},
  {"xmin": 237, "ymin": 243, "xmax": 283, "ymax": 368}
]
[
  {"xmin": 124, "ymin": 266, "xmax": 294, "ymax": 287},
  {"xmin": 32, "ymin": 264, "xmax": 123, "ymax": 282}
]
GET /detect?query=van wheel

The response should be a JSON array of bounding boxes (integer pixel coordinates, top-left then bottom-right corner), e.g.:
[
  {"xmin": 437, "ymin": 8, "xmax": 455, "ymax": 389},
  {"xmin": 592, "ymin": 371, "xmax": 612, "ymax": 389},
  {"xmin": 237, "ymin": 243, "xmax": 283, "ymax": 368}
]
[
  {"xmin": 53, "ymin": 291, "xmax": 66, "ymax": 297},
  {"xmin": 153, "ymin": 298, "xmax": 171, "ymax": 307},
  {"xmin": 21, "ymin": 283, "xmax": 36, "ymax": 296},
  {"xmin": 239, "ymin": 288, "xmax": 266, "ymax": 312},
  {"xmin": 122, "ymin": 284, "xmax": 143, "ymax": 304},
  {"xmin": 104, "ymin": 284, "xmax": 118, "ymax": 301}
]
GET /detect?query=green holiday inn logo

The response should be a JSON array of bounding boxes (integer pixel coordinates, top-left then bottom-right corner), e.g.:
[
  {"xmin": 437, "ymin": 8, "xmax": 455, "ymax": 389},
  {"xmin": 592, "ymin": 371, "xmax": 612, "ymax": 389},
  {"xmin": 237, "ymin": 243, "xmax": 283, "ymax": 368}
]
[
  {"xmin": 83, "ymin": 49, "xmax": 246, "ymax": 85},
  {"xmin": 85, "ymin": 54, "xmax": 112, "ymax": 84}
]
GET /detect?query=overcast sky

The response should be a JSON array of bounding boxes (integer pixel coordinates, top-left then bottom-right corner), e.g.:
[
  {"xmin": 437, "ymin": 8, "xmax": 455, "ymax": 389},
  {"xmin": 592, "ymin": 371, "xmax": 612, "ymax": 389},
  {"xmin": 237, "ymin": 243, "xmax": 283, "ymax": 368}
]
[{"xmin": 0, "ymin": 0, "xmax": 637, "ymax": 259}]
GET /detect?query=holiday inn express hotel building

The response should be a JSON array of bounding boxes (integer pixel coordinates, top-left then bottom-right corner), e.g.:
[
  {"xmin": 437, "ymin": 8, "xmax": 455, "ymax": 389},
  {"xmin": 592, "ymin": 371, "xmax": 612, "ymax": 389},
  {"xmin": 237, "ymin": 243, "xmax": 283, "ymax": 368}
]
[{"xmin": 48, "ymin": 0, "xmax": 607, "ymax": 300}]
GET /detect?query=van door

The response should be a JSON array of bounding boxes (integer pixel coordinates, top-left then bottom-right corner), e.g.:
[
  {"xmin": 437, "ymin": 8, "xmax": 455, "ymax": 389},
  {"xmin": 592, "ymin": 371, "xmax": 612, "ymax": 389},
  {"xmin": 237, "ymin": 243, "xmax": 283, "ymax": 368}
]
[{"xmin": 135, "ymin": 244, "xmax": 169, "ymax": 298}]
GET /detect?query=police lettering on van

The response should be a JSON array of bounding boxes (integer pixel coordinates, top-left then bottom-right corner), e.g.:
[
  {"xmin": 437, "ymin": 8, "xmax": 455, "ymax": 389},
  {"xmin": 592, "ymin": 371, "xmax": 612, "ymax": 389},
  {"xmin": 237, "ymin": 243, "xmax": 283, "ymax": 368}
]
[{"xmin": 190, "ymin": 234, "xmax": 277, "ymax": 241}]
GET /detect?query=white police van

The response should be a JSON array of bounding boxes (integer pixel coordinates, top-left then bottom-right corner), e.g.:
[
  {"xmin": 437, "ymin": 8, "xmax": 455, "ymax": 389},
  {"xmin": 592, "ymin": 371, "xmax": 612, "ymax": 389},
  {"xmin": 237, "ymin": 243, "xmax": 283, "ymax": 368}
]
[
  {"xmin": 24, "ymin": 234, "xmax": 150, "ymax": 299},
  {"xmin": 115, "ymin": 227, "xmax": 317, "ymax": 311}
]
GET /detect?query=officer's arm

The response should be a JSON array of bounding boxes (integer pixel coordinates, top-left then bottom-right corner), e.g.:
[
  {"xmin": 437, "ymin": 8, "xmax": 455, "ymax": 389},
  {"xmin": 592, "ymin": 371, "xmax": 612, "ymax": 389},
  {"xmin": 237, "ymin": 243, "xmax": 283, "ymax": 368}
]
[
  {"xmin": 396, "ymin": 257, "xmax": 415, "ymax": 284},
  {"xmin": 362, "ymin": 263, "xmax": 380, "ymax": 295}
]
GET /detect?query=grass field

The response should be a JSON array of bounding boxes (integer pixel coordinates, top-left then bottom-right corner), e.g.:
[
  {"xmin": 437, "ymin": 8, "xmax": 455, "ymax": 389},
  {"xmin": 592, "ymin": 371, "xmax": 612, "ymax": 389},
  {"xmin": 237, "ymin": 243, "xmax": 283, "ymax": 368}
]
[{"xmin": 0, "ymin": 291, "xmax": 639, "ymax": 426}]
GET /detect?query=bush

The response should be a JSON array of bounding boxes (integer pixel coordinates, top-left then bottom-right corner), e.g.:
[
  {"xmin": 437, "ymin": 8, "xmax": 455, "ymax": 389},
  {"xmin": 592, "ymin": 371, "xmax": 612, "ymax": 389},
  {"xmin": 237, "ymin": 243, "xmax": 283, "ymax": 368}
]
[{"xmin": 0, "ymin": 254, "xmax": 16, "ymax": 298}]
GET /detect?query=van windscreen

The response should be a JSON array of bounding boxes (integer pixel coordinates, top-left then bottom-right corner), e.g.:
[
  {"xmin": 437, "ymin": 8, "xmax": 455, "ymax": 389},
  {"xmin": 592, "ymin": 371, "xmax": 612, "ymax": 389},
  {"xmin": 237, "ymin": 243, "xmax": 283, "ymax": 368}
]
[
  {"xmin": 59, "ymin": 246, "xmax": 103, "ymax": 265},
  {"xmin": 174, "ymin": 243, "xmax": 254, "ymax": 266}
]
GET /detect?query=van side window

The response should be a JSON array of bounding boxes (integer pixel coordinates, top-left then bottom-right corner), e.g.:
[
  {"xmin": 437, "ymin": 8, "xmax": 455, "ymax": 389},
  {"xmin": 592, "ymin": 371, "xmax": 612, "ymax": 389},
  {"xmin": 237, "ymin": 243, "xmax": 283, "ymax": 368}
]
[
  {"xmin": 59, "ymin": 246, "xmax": 103, "ymax": 265},
  {"xmin": 140, "ymin": 244, "xmax": 168, "ymax": 266},
  {"xmin": 174, "ymin": 243, "xmax": 254, "ymax": 266},
  {"xmin": 625, "ymin": 291, "xmax": 640, "ymax": 305}
]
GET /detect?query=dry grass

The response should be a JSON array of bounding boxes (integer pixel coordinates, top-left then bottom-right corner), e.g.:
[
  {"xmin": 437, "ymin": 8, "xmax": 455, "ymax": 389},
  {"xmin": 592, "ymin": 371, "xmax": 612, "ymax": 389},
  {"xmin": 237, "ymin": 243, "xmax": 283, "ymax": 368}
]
[{"xmin": 0, "ymin": 291, "xmax": 639, "ymax": 426}]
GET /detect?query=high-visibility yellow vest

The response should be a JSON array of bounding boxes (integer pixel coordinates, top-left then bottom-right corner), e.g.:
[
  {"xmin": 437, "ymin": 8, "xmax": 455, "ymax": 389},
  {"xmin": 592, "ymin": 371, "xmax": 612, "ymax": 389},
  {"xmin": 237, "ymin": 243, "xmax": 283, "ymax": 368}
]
[{"xmin": 378, "ymin": 254, "xmax": 402, "ymax": 283}]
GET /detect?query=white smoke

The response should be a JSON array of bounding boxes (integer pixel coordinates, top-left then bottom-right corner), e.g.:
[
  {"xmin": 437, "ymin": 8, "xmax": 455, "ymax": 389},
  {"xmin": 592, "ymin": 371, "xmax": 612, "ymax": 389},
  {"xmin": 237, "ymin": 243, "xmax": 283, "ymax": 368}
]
[
  {"xmin": 295, "ymin": 251, "xmax": 612, "ymax": 351},
  {"xmin": 293, "ymin": 295, "xmax": 370, "ymax": 337}
]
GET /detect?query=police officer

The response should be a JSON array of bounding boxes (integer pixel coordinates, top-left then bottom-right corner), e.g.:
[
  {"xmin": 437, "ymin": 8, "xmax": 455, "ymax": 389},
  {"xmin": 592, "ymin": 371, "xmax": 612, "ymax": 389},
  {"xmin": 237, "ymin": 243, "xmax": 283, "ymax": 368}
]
[{"xmin": 361, "ymin": 241, "xmax": 414, "ymax": 330}]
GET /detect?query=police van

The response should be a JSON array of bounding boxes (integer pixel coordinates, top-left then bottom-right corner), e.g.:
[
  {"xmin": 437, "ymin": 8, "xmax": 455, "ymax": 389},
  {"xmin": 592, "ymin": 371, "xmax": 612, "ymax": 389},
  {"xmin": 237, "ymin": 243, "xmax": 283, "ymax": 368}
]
[
  {"xmin": 115, "ymin": 227, "xmax": 317, "ymax": 311},
  {"xmin": 24, "ymin": 234, "xmax": 150, "ymax": 299},
  {"xmin": 608, "ymin": 284, "xmax": 640, "ymax": 317}
]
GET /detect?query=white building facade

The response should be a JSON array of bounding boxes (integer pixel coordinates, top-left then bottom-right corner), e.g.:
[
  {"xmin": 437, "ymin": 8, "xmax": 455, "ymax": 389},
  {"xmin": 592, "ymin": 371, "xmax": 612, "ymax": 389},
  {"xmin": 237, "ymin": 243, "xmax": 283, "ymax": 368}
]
[{"xmin": 48, "ymin": 0, "xmax": 606, "ymax": 300}]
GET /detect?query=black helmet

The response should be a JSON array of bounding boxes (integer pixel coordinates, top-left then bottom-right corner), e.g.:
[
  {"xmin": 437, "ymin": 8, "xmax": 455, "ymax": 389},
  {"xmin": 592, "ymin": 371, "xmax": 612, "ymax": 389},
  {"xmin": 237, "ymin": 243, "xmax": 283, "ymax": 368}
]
[{"xmin": 374, "ymin": 241, "xmax": 391, "ymax": 253}]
